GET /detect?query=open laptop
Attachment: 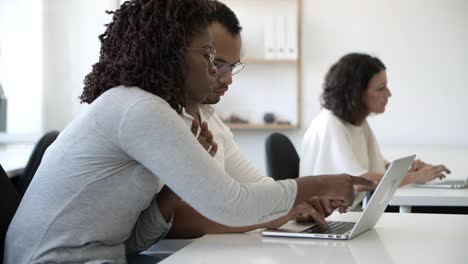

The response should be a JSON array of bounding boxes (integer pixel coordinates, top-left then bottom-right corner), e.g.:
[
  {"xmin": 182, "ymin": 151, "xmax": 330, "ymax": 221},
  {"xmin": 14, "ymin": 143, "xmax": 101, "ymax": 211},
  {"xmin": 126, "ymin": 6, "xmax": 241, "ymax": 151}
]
[
  {"xmin": 262, "ymin": 155, "xmax": 415, "ymax": 240},
  {"xmin": 411, "ymin": 177, "xmax": 468, "ymax": 189}
]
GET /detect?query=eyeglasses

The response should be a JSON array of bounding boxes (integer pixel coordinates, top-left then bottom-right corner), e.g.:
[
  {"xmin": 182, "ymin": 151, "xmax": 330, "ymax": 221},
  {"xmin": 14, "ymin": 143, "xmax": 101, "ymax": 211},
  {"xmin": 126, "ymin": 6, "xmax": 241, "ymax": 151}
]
[
  {"xmin": 186, "ymin": 47, "xmax": 217, "ymax": 68},
  {"xmin": 214, "ymin": 60, "xmax": 245, "ymax": 76}
]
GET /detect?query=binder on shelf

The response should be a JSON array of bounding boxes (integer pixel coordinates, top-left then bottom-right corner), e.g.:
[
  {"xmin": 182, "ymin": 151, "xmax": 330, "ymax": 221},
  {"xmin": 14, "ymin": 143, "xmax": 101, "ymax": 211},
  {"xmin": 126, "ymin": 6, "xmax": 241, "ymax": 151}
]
[
  {"xmin": 263, "ymin": 14, "xmax": 298, "ymax": 60},
  {"xmin": 286, "ymin": 15, "xmax": 298, "ymax": 60},
  {"xmin": 275, "ymin": 15, "xmax": 288, "ymax": 59},
  {"xmin": 263, "ymin": 15, "xmax": 276, "ymax": 59}
]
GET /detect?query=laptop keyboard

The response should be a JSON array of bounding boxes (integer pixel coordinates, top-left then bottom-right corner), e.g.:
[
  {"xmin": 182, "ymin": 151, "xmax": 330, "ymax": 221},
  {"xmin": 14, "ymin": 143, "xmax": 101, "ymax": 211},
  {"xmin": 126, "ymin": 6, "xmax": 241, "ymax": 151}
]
[{"xmin": 303, "ymin": 221, "xmax": 355, "ymax": 234}]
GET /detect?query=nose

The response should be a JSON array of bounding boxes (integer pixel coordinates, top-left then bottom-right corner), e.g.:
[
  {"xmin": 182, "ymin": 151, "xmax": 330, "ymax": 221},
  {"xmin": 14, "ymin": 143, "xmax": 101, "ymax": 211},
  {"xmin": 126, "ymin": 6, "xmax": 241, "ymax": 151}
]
[
  {"xmin": 386, "ymin": 87, "xmax": 392, "ymax": 98},
  {"xmin": 219, "ymin": 70, "xmax": 233, "ymax": 85}
]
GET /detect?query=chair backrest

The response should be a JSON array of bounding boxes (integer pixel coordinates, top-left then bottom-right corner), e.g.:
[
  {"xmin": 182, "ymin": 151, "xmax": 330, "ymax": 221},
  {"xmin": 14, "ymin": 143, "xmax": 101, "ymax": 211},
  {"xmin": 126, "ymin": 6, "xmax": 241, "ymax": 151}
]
[
  {"xmin": 0, "ymin": 164, "xmax": 21, "ymax": 262},
  {"xmin": 17, "ymin": 131, "xmax": 59, "ymax": 196},
  {"xmin": 265, "ymin": 132, "xmax": 300, "ymax": 180}
]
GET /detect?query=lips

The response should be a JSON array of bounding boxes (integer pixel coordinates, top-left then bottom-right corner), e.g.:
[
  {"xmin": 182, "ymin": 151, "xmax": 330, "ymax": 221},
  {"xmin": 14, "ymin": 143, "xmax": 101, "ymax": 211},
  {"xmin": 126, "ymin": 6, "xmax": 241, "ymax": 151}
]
[{"xmin": 213, "ymin": 87, "xmax": 228, "ymax": 96}]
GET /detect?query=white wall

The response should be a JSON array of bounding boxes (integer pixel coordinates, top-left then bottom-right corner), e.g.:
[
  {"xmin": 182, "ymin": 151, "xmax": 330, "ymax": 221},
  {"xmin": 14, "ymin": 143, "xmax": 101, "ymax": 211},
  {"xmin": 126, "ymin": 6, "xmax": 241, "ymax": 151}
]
[
  {"xmin": 232, "ymin": 0, "xmax": 468, "ymax": 174},
  {"xmin": 2, "ymin": 0, "xmax": 466, "ymax": 173},
  {"xmin": 42, "ymin": 0, "xmax": 117, "ymax": 131},
  {"xmin": 0, "ymin": 0, "xmax": 117, "ymax": 138},
  {"xmin": 0, "ymin": 0, "xmax": 42, "ymax": 136}
]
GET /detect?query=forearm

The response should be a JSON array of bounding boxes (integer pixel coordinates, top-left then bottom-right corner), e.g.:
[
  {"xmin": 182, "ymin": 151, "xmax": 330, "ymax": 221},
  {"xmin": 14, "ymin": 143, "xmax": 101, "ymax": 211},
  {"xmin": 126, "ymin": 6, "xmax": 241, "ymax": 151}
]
[
  {"xmin": 225, "ymin": 144, "xmax": 274, "ymax": 184},
  {"xmin": 400, "ymin": 172, "xmax": 416, "ymax": 186},
  {"xmin": 125, "ymin": 186, "xmax": 181, "ymax": 255},
  {"xmin": 166, "ymin": 201, "xmax": 290, "ymax": 239},
  {"xmin": 157, "ymin": 185, "xmax": 183, "ymax": 222},
  {"xmin": 125, "ymin": 195, "xmax": 179, "ymax": 254}
]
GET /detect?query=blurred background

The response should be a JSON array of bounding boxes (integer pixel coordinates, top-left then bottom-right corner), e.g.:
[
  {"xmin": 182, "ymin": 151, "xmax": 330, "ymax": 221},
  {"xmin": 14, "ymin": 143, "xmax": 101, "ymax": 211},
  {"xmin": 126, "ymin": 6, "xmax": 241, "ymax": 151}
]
[{"xmin": 0, "ymin": 0, "xmax": 467, "ymax": 173}]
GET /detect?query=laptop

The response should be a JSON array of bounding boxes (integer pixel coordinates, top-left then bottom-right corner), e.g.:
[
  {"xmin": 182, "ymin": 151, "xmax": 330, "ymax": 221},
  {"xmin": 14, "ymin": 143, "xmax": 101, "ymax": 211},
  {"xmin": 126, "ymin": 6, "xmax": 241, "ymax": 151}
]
[
  {"xmin": 261, "ymin": 154, "xmax": 415, "ymax": 240},
  {"xmin": 411, "ymin": 177, "xmax": 468, "ymax": 189}
]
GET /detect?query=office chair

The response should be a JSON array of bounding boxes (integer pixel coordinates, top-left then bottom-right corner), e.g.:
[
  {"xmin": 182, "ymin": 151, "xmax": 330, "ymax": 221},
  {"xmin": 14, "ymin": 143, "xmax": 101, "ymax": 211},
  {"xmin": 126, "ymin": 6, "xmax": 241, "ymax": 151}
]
[
  {"xmin": 0, "ymin": 164, "xmax": 21, "ymax": 262},
  {"xmin": 265, "ymin": 132, "xmax": 300, "ymax": 180},
  {"xmin": 16, "ymin": 131, "xmax": 60, "ymax": 196}
]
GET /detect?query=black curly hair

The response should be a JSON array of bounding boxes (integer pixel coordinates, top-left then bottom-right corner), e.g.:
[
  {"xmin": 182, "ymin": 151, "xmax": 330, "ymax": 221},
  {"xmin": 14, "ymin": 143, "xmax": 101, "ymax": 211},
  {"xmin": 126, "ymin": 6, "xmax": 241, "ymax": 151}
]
[
  {"xmin": 321, "ymin": 53, "xmax": 386, "ymax": 125},
  {"xmin": 79, "ymin": 0, "xmax": 213, "ymax": 114},
  {"xmin": 209, "ymin": 1, "xmax": 242, "ymax": 35}
]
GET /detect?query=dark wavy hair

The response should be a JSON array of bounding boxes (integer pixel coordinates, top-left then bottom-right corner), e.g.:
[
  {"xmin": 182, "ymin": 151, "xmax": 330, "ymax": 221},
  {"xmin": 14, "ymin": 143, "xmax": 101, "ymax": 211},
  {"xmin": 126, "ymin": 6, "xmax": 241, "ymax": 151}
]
[
  {"xmin": 79, "ymin": 0, "xmax": 213, "ymax": 114},
  {"xmin": 209, "ymin": 1, "xmax": 242, "ymax": 35},
  {"xmin": 321, "ymin": 53, "xmax": 386, "ymax": 125}
]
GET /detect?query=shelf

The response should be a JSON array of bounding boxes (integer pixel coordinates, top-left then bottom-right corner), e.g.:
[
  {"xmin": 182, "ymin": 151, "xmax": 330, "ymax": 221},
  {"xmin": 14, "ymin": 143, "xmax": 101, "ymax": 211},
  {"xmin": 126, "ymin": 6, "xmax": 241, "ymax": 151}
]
[
  {"xmin": 215, "ymin": 0, "xmax": 302, "ymax": 130},
  {"xmin": 225, "ymin": 123, "xmax": 297, "ymax": 130},
  {"xmin": 242, "ymin": 58, "xmax": 298, "ymax": 64}
]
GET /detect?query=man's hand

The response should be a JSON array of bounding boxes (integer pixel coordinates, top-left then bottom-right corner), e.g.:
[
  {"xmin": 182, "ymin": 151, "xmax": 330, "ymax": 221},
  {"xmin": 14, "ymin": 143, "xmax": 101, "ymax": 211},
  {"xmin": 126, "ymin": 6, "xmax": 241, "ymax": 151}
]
[
  {"xmin": 191, "ymin": 119, "xmax": 218, "ymax": 157},
  {"xmin": 261, "ymin": 198, "xmax": 339, "ymax": 230},
  {"xmin": 295, "ymin": 198, "xmax": 334, "ymax": 222}
]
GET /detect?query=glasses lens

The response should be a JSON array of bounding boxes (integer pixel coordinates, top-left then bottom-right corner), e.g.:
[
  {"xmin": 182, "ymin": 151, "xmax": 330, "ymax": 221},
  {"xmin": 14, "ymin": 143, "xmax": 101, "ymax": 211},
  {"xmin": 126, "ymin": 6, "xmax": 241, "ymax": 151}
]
[
  {"xmin": 231, "ymin": 62, "xmax": 245, "ymax": 76},
  {"xmin": 215, "ymin": 63, "xmax": 230, "ymax": 75}
]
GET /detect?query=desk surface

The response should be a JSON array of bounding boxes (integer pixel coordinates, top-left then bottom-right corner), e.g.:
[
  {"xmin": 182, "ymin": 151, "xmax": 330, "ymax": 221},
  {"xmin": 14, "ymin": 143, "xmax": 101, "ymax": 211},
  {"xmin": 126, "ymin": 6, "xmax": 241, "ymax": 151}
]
[
  {"xmin": 0, "ymin": 143, "xmax": 34, "ymax": 177},
  {"xmin": 160, "ymin": 212, "xmax": 468, "ymax": 264},
  {"xmin": 390, "ymin": 185, "xmax": 468, "ymax": 207}
]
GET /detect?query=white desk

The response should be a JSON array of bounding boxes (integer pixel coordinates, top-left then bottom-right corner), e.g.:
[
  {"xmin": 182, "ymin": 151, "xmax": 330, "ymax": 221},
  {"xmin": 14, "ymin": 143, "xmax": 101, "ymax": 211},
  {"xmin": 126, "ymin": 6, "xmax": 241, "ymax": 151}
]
[
  {"xmin": 0, "ymin": 143, "xmax": 34, "ymax": 177},
  {"xmin": 381, "ymin": 145, "xmax": 468, "ymax": 213},
  {"xmin": 158, "ymin": 212, "xmax": 468, "ymax": 264},
  {"xmin": 390, "ymin": 185, "xmax": 468, "ymax": 213}
]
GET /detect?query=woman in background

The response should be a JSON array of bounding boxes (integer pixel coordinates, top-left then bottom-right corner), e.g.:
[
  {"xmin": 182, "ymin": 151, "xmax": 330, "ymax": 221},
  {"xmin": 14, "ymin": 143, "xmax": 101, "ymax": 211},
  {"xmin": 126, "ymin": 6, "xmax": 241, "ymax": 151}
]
[{"xmin": 300, "ymin": 53, "xmax": 450, "ymax": 206}]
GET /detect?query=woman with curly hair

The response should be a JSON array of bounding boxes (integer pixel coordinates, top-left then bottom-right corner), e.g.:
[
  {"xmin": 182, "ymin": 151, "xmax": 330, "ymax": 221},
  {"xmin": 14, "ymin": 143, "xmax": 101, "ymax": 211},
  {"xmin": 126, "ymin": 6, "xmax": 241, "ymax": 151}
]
[
  {"xmin": 5, "ymin": 1, "xmax": 216, "ymax": 263},
  {"xmin": 5, "ymin": 1, "xmax": 373, "ymax": 263},
  {"xmin": 300, "ymin": 53, "xmax": 450, "ymax": 206}
]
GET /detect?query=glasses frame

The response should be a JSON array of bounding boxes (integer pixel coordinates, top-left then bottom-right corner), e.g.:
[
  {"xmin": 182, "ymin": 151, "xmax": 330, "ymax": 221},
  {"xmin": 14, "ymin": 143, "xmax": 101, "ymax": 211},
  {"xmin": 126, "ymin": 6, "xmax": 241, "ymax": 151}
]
[
  {"xmin": 214, "ymin": 60, "xmax": 246, "ymax": 76},
  {"xmin": 186, "ymin": 47, "xmax": 217, "ymax": 68}
]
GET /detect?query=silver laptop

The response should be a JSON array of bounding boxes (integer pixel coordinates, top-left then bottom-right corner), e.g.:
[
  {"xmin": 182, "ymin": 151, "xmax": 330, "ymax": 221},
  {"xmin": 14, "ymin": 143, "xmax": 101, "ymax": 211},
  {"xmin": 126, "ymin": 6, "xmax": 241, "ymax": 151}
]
[
  {"xmin": 262, "ymin": 155, "xmax": 415, "ymax": 240},
  {"xmin": 411, "ymin": 177, "xmax": 468, "ymax": 189}
]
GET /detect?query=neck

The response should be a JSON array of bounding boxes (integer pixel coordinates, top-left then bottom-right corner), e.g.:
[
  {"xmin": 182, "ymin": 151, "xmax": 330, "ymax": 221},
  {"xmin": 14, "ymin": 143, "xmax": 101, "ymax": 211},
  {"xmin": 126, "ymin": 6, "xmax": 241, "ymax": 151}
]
[
  {"xmin": 354, "ymin": 112, "xmax": 368, "ymax": 126},
  {"xmin": 184, "ymin": 99, "xmax": 201, "ymax": 119}
]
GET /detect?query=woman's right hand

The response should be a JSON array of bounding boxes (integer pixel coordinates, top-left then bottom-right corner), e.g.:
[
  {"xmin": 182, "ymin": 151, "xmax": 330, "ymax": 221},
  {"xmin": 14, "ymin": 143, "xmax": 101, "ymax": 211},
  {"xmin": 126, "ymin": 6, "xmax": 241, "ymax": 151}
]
[{"xmin": 406, "ymin": 164, "xmax": 450, "ymax": 184}]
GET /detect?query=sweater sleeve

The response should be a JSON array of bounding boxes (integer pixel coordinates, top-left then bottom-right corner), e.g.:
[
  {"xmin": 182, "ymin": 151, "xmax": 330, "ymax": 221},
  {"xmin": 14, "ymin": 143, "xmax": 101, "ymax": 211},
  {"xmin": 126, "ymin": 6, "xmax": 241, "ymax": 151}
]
[
  {"xmin": 117, "ymin": 98, "xmax": 296, "ymax": 226},
  {"xmin": 221, "ymin": 120, "xmax": 274, "ymax": 184},
  {"xmin": 124, "ymin": 195, "xmax": 172, "ymax": 255}
]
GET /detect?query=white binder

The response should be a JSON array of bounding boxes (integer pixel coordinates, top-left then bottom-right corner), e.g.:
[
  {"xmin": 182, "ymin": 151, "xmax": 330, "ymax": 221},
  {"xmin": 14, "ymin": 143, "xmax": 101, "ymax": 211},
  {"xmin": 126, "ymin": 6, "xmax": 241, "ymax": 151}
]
[{"xmin": 263, "ymin": 15, "xmax": 276, "ymax": 59}]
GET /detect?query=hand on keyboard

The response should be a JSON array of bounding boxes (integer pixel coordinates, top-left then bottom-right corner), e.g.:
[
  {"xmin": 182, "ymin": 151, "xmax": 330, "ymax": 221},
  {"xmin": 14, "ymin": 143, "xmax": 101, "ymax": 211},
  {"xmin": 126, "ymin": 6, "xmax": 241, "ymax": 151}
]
[{"xmin": 294, "ymin": 197, "xmax": 349, "ymax": 230}]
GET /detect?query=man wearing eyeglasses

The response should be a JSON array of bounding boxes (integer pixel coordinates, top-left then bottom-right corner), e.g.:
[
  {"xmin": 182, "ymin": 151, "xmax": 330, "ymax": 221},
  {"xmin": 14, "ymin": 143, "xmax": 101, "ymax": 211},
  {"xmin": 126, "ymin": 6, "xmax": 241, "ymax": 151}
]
[{"xmin": 163, "ymin": 1, "xmax": 335, "ymax": 239}]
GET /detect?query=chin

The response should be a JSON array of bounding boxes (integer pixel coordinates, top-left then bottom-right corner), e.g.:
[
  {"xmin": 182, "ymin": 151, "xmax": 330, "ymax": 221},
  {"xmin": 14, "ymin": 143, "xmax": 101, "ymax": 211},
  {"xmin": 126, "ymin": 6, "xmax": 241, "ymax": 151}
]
[
  {"xmin": 370, "ymin": 108, "xmax": 385, "ymax": 115},
  {"xmin": 203, "ymin": 96, "xmax": 221, "ymax": 105}
]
